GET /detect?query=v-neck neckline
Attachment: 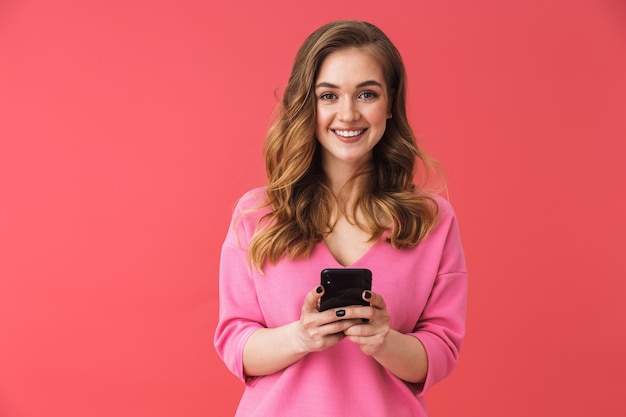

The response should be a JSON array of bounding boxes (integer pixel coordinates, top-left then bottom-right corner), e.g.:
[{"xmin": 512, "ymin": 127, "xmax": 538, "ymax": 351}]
[{"xmin": 320, "ymin": 236, "xmax": 382, "ymax": 268}]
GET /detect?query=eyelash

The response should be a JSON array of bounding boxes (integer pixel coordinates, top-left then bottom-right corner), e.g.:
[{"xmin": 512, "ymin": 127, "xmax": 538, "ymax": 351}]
[
  {"xmin": 319, "ymin": 92, "xmax": 337, "ymax": 101},
  {"xmin": 359, "ymin": 91, "xmax": 378, "ymax": 100},
  {"xmin": 318, "ymin": 91, "xmax": 379, "ymax": 101}
]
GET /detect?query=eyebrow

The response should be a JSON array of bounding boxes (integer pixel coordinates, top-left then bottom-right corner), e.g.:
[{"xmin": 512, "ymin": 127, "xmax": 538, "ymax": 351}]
[{"xmin": 315, "ymin": 80, "xmax": 384, "ymax": 89}]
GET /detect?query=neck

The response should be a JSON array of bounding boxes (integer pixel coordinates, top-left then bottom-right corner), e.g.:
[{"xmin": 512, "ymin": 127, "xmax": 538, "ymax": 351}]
[{"xmin": 323, "ymin": 161, "xmax": 371, "ymax": 207}]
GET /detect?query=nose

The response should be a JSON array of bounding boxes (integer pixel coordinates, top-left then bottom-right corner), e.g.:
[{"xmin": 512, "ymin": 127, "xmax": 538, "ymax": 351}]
[{"xmin": 337, "ymin": 99, "xmax": 360, "ymax": 122}]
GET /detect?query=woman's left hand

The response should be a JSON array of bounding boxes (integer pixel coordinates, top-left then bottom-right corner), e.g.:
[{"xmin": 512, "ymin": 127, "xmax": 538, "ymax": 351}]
[
  {"xmin": 340, "ymin": 291, "xmax": 390, "ymax": 356},
  {"xmin": 340, "ymin": 290, "xmax": 429, "ymax": 383}
]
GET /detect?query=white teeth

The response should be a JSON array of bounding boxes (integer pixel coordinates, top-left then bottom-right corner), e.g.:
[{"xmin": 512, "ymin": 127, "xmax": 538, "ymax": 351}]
[{"xmin": 334, "ymin": 129, "xmax": 363, "ymax": 137}]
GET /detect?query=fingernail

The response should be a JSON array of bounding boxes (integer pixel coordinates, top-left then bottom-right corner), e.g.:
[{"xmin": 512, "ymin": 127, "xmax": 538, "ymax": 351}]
[
  {"xmin": 316, "ymin": 286, "xmax": 323, "ymax": 294},
  {"xmin": 364, "ymin": 291, "xmax": 372, "ymax": 299},
  {"xmin": 336, "ymin": 309, "xmax": 346, "ymax": 317}
]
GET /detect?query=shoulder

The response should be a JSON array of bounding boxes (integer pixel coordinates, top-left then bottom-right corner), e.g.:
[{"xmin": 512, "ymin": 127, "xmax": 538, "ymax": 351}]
[
  {"xmin": 421, "ymin": 192, "xmax": 461, "ymax": 239},
  {"xmin": 233, "ymin": 186, "xmax": 268, "ymax": 213},
  {"xmin": 430, "ymin": 193, "xmax": 457, "ymax": 222},
  {"xmin": 225, "ymin": 187, "xmax": 271, "ymax": 247},
  {"xmin": 411, "ymin": 192, "xmax": 466, "ymax": 273}
]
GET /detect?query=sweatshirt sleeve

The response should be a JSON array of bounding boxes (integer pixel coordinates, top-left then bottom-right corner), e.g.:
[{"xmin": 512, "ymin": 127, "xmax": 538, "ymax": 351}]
[
  {"xmin": 213, "ymin": 194, "xmax": 266, "ymax": 384},
  {"xmin": 411, "ymin": 200, "xmax": 468, "ymax": 394}
]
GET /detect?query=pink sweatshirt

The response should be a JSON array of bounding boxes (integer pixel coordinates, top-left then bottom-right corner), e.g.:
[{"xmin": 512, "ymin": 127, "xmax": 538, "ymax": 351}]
[{"xmin": 214, "ymin": 188, "xmax": 467, "ymax": 416}]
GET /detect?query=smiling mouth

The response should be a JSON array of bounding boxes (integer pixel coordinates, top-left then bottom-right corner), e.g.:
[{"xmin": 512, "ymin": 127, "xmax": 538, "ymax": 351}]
[{"xmin": 332, "ymin": 129, "xmax": 366, "ymax": 137}]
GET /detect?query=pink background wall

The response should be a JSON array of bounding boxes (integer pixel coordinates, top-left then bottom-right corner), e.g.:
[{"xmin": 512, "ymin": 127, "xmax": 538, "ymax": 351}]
[{"xmin": 1, "ymin": 0, "xmax": 625, "ymax": 415}]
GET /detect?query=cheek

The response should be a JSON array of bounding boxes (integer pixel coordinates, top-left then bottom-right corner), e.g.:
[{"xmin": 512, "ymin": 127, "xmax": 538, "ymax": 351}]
[
  {"xmin": 315, "ymin": 107, "xmax": 332, "ymax": 128},
  {"xmin": 367, "ymin": 104, "xmax": 390, "ymax": 123}
]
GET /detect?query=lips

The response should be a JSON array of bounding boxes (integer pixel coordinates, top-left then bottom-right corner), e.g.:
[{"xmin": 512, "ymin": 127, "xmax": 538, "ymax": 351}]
[{"xmin": 332, "ymin": 128, "xmax": 366, "ymax": 138}]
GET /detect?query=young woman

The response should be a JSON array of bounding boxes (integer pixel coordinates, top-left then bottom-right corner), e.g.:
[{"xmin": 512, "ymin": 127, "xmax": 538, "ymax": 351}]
[{"xmin": 215, "ymin": 20, "xmax": 467, "ymax": 416}]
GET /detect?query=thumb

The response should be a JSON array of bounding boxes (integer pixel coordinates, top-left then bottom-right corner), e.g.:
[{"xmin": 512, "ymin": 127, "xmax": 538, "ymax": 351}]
[{"xmin": 302, "ymin": 285, "xmax": 324, "ymax": 314}]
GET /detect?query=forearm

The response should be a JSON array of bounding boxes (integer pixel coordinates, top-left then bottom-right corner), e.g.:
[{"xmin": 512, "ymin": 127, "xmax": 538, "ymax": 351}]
[
  {"xmin": 242, "ymin": 322, "xmax": 309, "ymax": 377},
  {"xmin": 242, "ymin": 286, "xmax": 359, "ymax": 378},
  {"xmin": 370, "ymin": 330, "xmax": 428, "ymax": 384}
]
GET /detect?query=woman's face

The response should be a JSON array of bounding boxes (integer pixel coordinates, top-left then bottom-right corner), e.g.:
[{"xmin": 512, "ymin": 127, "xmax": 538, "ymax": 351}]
[{"xmin": 314, "ymin": 47, "xmax": 391, "ymax": 173}]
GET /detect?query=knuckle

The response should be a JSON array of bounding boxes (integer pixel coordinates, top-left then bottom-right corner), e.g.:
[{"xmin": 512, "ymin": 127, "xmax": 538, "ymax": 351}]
[
  {"xmin": 330, "ymin": 321, "xmax": 344, "ymax": 334},
  {"xmin": 302, "ymin": 317, "xmax": 316, "ymax": 330}
]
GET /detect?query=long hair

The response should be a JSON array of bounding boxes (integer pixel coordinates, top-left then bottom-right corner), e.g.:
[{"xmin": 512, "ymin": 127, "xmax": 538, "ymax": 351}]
[{"xmin": 247, "ymin": 20, "xmax": 439, "ymax": 271}]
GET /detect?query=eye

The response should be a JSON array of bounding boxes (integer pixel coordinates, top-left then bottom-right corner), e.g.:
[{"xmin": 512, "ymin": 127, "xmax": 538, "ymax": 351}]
[
  {"xmin": 359, "ymin": 91, "xmax": 379, "ymax": 100},
  {"xmin": 318, "ymin": 92, "xmax": 337, "ymax": 101}
]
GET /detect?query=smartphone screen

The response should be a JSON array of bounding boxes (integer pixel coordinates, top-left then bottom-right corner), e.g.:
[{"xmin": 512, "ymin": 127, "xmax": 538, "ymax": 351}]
[{"xmin": 319, "ymin": 268, "xmax": 372, "ymax": 311}]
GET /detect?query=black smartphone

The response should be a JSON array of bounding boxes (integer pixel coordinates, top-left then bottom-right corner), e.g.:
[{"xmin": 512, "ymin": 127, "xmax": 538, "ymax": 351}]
[{"xmin": 319, "ymin": 268, "xmax": 372, "ymax": 311}]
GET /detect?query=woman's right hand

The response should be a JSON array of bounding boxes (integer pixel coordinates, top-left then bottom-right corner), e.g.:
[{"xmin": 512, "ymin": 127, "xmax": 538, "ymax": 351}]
[
  {"xmin": 294, "ymin": 285, "xmax": 362, "ymax": 353},
  {"xmin": 243, "ymin": 285, "xmax": 361, "ymax": 377}
]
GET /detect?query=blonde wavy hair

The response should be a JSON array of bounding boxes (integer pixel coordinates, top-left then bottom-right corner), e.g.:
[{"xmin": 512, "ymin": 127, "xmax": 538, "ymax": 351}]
[{"xmin": 246, "ymin": 20, "xmax": 440, "ymax": 271}]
